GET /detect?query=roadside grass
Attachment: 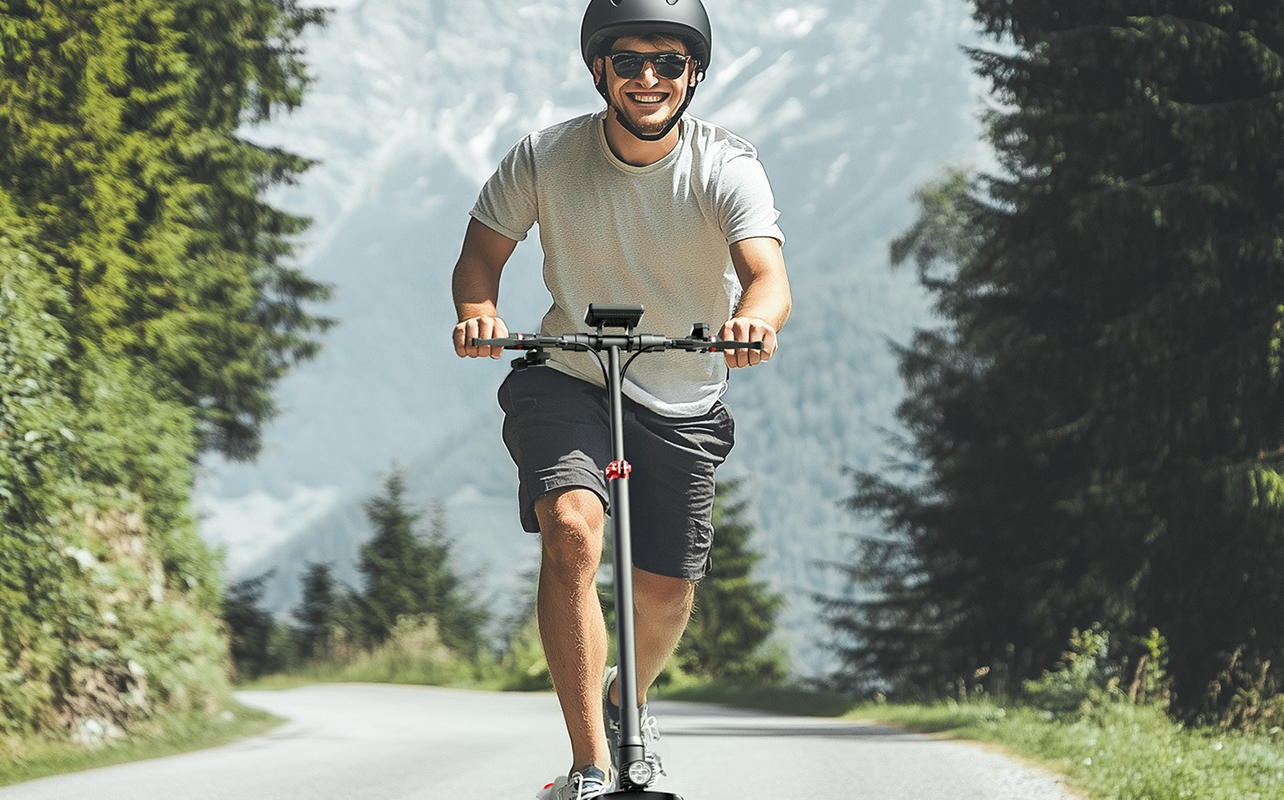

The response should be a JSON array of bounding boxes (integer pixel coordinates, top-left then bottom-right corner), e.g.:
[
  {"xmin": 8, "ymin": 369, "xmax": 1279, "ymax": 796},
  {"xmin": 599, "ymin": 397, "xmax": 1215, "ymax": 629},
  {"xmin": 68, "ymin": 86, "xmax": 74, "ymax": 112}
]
[
  {"xmin": 241, "ymin": 653, "xmax": 481, "ymax": 691},
  {"xmin": 0, "ymin": 702, "xmax": 281, "ymax": 788},
  {"xmin": 664, "ymin": 682, "xmax": 1284, "ymax": 800},
  {"xmin": 238, "ymin": 645, "xmax": 1284, "ymax": 800}
]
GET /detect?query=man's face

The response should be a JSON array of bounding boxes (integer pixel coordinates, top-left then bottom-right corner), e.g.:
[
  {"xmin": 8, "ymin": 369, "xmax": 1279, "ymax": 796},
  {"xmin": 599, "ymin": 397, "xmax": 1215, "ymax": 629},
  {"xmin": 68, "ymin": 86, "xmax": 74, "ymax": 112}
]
[{"xmin": 597, "ymin": 35, "xmax": 696, "ymax": 137}]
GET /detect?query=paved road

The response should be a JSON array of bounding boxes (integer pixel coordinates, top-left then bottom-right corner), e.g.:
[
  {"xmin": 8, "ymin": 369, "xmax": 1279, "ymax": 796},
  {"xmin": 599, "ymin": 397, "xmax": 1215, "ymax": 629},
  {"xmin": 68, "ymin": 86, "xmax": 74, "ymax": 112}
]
[{"xmin": 0, "ymin": 684, "xmax": 1077, "ymax": 799}]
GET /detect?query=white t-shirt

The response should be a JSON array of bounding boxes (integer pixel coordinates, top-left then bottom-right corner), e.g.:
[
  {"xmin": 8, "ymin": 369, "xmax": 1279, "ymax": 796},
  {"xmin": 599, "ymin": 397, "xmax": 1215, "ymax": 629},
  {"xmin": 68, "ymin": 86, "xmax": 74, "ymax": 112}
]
[{"xmin": 470, "ymin": 111, "xmax": 784, "ymax": 417}]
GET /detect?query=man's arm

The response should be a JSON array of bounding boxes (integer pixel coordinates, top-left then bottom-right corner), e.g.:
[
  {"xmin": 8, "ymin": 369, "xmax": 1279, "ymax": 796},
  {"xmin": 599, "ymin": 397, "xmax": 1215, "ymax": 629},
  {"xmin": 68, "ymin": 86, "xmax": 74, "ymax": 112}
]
[
  {"xmin": 719, "ymin": 236, "xmax": 792, "ymax": 369},
  {"xmin": 452, "ymin": 217, "xmax": 519, "ymax": 359}
]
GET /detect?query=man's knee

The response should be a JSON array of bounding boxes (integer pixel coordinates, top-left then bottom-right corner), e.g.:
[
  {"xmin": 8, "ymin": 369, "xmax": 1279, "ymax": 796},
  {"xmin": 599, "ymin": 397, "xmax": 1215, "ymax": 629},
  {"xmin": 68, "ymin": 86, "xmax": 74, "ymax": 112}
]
[{"xmin": 535, "ymin": 488, "xmax": 606, "ymax": 579}]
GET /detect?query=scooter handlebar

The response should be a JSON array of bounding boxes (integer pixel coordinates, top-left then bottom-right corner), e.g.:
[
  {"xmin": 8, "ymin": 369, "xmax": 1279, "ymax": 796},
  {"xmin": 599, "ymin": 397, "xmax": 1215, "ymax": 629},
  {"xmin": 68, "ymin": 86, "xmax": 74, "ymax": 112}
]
[{"xmin": 471, "ymin": 334, "xmax": 763, "ymax": 352}]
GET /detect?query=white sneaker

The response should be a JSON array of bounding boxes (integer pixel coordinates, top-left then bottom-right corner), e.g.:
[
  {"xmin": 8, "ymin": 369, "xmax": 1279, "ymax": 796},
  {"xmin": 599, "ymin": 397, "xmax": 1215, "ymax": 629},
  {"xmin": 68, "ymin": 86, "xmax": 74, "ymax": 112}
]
[{"xmin": 535, "ymin": 765, "xmax": 611, "ymax": 800}]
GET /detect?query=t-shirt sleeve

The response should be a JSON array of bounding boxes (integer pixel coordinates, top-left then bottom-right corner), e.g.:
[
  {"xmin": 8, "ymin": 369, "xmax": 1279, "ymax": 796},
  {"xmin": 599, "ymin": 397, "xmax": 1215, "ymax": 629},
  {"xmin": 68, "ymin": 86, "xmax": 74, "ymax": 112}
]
[
  {"xmin": 714, "ymin": 152, "xmax": 785, "ymax": 247},
  {"xmin": 470, "ymin": 137, "xmax": 538, "ymax": 242}
]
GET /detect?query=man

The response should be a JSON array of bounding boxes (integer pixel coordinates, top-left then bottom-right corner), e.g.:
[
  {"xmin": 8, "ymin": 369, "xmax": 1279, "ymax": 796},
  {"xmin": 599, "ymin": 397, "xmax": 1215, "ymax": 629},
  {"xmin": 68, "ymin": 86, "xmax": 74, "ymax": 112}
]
[{"xmin": 451, "ymin": 1, "xmax": 790, "ymax": 797}]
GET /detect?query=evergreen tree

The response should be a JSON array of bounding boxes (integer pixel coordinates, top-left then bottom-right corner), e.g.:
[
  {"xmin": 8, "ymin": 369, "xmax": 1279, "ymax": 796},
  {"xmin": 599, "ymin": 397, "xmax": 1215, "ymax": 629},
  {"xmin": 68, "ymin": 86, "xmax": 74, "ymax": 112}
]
[
  {"xmin": 826, "ymin": 171, "xmax": 1104, "ymax": 697},
  {"xmin": 293, "ymin": 562, "xmax": 338, "ymax": 659},
  {"xmin": 423, "ymin": 502, "xmax": 490, "ymax": 659},
  {"xmin": 358, "ymin": 470, "xmax": 426, "ymax": 644},
  {"xmin": 678, "ymin": 479, "xmax": 785, "ymax": 681},
  {"xmin": 0, "ymin": 0, "xmax": 332, "ymax": 460},
  {"xmin": 832, "ymin": 3, "xmax": 1284, "ymax": 722},
  {"xmin": 223, "ymin": 571, "xmax": 285, "ymax": 681},
  {"xmin": 968, "ymin": 0, "xmax": 1284, "ymax": 723},
  {"xmin": 358, "ymin": 469, "xmax": 489, "ymax": 656}
]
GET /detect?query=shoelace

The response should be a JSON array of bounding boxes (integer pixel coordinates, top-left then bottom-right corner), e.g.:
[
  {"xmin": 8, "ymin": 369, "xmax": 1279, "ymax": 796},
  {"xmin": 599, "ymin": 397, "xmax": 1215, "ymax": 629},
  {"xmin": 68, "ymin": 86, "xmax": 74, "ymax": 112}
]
[
  {"xmin": 638, "ymin": 712, "xmax": 665, "ymax": 777},
  {"xmin": 567, "ymin": 771, "xmax": 607, "ymax": 800},
  {"xmin": 639, "ymin": 711, "xmax": 660, "ymax": 744}
]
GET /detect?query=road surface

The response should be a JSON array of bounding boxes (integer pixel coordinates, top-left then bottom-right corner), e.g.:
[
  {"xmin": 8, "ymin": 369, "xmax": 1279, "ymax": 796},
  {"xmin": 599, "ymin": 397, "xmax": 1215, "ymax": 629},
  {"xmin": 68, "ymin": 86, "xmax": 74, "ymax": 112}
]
[{"xmin": 0, "ymin": 684, "xmax": 1077, "ymax": 799}]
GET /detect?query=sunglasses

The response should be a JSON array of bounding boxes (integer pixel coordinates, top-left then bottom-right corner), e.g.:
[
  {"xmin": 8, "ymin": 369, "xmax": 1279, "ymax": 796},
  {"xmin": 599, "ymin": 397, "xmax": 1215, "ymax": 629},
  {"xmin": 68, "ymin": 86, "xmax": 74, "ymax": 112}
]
[{"xmin": 607, "ymin": 52, "xmax": 692, "ymax": 80}]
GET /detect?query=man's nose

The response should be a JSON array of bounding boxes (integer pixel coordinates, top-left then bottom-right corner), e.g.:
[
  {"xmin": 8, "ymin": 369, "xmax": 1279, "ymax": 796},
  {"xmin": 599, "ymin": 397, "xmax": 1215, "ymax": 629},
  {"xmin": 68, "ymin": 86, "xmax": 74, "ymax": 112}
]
[{"xmin": 637, "ymin": 65, "xmax": 660, "ymax": 87}]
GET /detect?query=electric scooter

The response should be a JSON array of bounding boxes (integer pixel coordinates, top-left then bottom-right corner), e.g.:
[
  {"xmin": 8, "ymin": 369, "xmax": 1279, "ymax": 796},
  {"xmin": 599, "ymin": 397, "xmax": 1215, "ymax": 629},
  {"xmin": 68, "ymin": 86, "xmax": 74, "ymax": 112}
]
[{"xmin": 475, "ymin": 303, "xmax": 762, "ymax": 799}]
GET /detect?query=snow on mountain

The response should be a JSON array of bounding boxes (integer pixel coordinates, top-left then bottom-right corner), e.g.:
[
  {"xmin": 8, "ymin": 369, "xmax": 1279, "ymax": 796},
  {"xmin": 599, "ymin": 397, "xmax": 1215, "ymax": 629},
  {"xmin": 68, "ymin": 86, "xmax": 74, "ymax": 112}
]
[{"xmin": 197, "ymin": 0, "xmax": 990, "ymax": 673}]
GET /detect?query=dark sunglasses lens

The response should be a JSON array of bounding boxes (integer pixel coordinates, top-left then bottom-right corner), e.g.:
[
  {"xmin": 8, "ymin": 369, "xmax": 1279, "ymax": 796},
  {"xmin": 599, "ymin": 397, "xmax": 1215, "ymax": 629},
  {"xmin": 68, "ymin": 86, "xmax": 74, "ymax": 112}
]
[
  {"xmin": 610, "ymin": 54, "xmax": 645, "ymax": 78},
  {"xmin": 652, "ymin": 55, "xmax": 688, "ymax": 79},
  {"xmin": 610, "ymin": 53, "xmax": 688, "ymax": 79}
]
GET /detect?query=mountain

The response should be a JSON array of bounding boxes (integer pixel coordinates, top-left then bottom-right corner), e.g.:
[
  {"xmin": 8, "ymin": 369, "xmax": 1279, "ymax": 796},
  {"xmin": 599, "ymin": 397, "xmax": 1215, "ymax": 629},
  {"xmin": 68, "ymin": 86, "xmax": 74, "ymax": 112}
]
[{"xmin": 196, "ymin": 0, "xmax": 990, "ymax": 674}]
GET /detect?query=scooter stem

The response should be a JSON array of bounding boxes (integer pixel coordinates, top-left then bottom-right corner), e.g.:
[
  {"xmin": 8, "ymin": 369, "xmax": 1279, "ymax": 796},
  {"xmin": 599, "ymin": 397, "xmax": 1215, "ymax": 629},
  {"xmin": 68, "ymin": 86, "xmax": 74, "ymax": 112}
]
[{"xmin": 606, "ymin": 344, "xmax": 646, "ymax": 776}]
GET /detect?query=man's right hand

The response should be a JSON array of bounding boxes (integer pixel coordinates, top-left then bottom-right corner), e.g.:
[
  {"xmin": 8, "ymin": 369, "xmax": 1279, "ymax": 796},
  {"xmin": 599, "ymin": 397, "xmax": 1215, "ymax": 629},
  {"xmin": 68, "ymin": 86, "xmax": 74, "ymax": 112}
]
[{"xmin": 453, "ymin": 315, "xmax": 510, "ymax": 359}]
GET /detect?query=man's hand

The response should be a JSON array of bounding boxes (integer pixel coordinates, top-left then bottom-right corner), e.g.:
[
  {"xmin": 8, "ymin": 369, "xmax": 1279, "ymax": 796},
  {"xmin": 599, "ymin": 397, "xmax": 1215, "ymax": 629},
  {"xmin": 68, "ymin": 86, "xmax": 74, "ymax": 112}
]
[
  {"xmin": 453, "ymin": 315, "xmax": 510, "ymax": 359},
  {"xmin": 718, "ymin": 316, "xmax": 777, "ymax": 369}
]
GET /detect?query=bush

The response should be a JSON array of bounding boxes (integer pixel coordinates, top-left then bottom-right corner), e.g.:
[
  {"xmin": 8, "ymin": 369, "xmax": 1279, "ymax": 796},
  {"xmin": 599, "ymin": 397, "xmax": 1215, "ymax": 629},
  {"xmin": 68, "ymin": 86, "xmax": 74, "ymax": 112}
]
[{"xmin": 1023, "ymin": 625, "xmax": 1116, "ymax": 715}]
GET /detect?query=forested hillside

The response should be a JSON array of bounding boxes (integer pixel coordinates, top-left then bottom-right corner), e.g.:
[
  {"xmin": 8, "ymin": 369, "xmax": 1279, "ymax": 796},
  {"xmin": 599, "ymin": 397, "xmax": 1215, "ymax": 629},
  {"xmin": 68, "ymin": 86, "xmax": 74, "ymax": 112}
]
[{"xmin": 0, "ymin": 0, "xmax": 328, "ymax": 747}]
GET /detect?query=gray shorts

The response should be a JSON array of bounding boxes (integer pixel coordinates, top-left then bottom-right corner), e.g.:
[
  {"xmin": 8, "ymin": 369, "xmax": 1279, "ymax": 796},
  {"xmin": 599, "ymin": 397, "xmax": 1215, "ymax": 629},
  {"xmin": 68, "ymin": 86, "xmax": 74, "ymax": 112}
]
[{"xmin": 498, "ymin": 365, "xmax": 735, "ymax": 581}]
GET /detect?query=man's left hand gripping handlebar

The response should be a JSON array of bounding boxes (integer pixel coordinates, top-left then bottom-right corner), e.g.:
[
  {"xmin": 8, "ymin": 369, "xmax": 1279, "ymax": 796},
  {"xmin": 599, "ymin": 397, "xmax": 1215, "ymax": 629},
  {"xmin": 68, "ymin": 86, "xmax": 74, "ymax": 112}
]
[
  {"xmin": 718, "ymin": 316, "xmax": 777, "ymax": 369},
  {"xmin": 454, "ymin": 315, "xmax": 510, "ymax": 359}
]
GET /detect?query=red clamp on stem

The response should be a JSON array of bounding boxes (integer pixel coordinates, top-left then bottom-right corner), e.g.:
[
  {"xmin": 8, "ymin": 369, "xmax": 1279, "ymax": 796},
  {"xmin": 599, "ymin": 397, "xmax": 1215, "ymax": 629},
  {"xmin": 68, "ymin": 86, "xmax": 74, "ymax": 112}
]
[{"xmin": 606, "ymin": 460, "xmax": 632, "ymax": 481}]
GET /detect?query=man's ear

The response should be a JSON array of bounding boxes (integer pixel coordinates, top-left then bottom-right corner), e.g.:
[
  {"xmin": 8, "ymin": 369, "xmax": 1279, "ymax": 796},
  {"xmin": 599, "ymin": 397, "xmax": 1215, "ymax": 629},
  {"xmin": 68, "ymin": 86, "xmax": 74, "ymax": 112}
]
[{"xmin": 592, "ymin": 56, "xmax": 604, "ymax": 84}]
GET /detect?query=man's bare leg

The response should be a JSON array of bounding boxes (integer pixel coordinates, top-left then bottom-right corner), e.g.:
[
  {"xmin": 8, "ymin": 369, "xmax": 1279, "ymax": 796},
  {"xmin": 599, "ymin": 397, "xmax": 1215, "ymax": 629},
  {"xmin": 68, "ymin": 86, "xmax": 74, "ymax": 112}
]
[
  {"xmin": 535, "ymin": 488, "xmax": 611, "ymax": 777},
  {"xmin": 609, "ymin": 569, "xmax": 695, "ymax": 708}
]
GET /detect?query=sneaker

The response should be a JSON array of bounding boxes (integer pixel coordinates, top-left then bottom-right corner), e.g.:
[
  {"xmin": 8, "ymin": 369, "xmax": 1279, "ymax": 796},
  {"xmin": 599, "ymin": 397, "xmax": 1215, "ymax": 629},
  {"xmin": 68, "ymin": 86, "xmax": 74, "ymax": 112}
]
[
  {"xmin": 535, "ymin": 765, "xmax": 611, "ymax": 800},
  {"xmin": 602, "ymin": 666, "xmax": 664, "ymax": 784}
]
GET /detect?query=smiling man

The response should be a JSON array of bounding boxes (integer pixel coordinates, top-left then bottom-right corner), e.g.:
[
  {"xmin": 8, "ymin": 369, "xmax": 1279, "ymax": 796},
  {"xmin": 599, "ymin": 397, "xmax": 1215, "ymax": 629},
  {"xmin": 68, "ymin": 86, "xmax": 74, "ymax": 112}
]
[{"xmin": 450, "ymin": 1, "xmax": 790, "ymax": 798}]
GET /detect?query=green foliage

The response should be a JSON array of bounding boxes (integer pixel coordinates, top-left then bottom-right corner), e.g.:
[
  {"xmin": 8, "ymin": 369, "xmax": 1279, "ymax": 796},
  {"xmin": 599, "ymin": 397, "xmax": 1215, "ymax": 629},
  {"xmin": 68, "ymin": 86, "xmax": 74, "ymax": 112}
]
[
  {"xmin": 0, "ymin": 0, "xmax": 330, "ymax": 748},
  {"xmin": 292, "ymin": 562, "xmax": 338, "ymax": 659},
  {"xmin": 0, "ymin": 216, "xmax": 89, "ymax": 736},
  {"xmin": 496, "ymin": 613, "xmax": 554, "ymax": 692},
  {"xmin": 678, "ymin": 479, "xmax": 787, "ymax": 682},
  {"xmin": 856, "ymin": 699, "xmax": 1284, "ymax": 800},
  {"xmin": 222, "ymin": 571, "xmax": 287, "ymax": 682},
  {"xmin": 262, "ymin": 615, "xmax": 480, "ymax": 688},
  {"xmin": 829, "ymin": 2, "xmax": 1284, "ymax": 726},
  {"xmin": 357, "ymin": 469, "xmax": 490, "ymax": 656},
  {"xmin": 1022, "ymin": 625, "xmax": 1117, "ymax": 715},
  {"xmin": 0, "ymin": 0, "xmax": 332, "ymax": 461},
  {"xmin": 0, "ymin": 197, "xmax": 77, "ymax": 527},
  {"xmin": 223, "ymin": 472, "xmax": 497, "ymax": 684}
]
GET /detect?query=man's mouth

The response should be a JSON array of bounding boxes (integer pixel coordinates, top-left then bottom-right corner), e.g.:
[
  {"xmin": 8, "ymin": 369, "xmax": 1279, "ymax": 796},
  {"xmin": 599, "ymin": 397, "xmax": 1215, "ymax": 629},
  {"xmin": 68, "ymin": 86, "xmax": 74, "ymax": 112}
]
[{"xmin": 626, "ymin": 92, "xmax": 669, "ymax": 106}]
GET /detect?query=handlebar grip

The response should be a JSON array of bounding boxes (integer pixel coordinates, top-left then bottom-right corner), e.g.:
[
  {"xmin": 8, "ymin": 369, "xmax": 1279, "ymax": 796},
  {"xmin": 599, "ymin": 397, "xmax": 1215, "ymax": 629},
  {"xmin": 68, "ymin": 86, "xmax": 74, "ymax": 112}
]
[{"xmin": 471, "ymin": 334, "xmax": 551, "ymax": 349}]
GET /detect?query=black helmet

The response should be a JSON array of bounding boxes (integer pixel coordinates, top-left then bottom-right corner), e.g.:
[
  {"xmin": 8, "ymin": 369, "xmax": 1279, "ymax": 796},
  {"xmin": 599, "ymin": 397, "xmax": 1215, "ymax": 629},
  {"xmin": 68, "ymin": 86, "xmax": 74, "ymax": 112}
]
[{"xmin": 581, "ymin": 0, "xmax": 713, "ymax": 73}]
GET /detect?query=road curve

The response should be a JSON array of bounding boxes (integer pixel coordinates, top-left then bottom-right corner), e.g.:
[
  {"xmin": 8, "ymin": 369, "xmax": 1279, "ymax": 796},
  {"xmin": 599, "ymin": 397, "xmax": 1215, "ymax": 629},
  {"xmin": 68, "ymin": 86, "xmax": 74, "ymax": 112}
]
[{"xmin": 0, "ymin": 684, "xmax": 1077, "ymax": 800}]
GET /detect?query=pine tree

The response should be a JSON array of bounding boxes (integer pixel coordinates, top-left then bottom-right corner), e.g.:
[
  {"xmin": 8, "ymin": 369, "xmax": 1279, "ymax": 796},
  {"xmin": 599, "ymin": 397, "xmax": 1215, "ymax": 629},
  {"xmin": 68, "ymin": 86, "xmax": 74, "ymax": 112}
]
[
  {"xmin": 0, "ymin": 0, "xmax": 332, "ymax": 461},
  {"xmin": 358, "ymin": 469, "xmax": 427, "ymax": 644},
  {"xmin": 423, "ymin": 502, "xmax": 490, "ymax": 659},
  {"xmin": 832, "ymin": 3, "xmax": 1284, "ymax": 721},
  {"xmin": 968, "ymin": 0, "xmax": 1284, "ymax": 723},
  {"xmin": 292, "ymin": 562, "xmax": 337, "ymax": 659},
  {"xmin": 357, "ymin": 469, "xmax": 489, "ymax": 656},
  {"xmin": 678, "ymin": 479, "xmax": 785, "ymax": 681},
  {"xmin": 223, "ymin": 571, "xmax": 284, "ymax": 680}
]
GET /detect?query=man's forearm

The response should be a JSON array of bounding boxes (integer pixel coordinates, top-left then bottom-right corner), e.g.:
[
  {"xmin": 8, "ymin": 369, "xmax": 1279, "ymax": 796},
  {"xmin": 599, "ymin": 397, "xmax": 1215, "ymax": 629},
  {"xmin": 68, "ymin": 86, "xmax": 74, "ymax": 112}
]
[
  {"xmin": 452, "ymin": 218, "xmax": 518, "ymax": 322},
  {"xmin": 452, "ymin": 256, "xmax": 502, "ymax": 321},
  {"xmin": 733, "ymin": 275, "xmax": 792, "ymax": 331}
]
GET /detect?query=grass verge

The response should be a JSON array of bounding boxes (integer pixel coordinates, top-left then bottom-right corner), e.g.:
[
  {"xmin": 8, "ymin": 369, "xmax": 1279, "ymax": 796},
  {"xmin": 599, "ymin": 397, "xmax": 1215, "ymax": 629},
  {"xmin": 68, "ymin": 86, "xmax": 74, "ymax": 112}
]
[
  {"xmin": 664, "ymin": 682, "xmax": 1284, "ymax": 800},
  {"xmin": 0, "ymin": 702, "xmax": 282, "ymax": 788}
]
